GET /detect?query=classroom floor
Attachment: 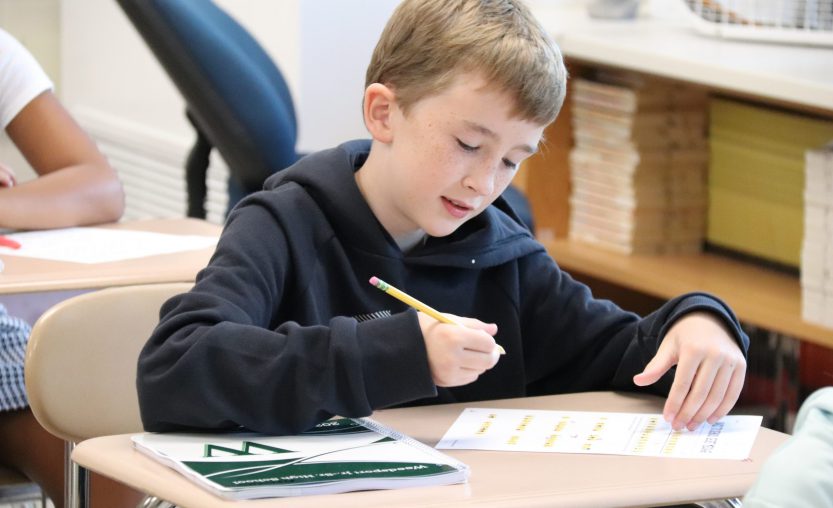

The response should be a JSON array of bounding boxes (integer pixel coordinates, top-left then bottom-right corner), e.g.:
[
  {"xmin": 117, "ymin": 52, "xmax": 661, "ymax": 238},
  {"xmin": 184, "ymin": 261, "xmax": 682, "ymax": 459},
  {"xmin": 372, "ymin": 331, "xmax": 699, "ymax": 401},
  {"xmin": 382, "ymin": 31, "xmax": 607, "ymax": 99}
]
[
  {"xmin": 0, "ymin": 499, "xmax": 50, "ymax": 508},
  {"xmin": 0, "ymin": 483, "xmax": 50, "ymax": 508}
]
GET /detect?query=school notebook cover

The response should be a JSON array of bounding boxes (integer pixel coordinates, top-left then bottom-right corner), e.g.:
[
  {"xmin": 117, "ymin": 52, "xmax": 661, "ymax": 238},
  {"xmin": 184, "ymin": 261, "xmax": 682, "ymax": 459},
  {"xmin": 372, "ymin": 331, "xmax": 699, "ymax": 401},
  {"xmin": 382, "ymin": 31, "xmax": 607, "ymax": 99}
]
[{"xmin": 131, "ymin": 417, "xmax": 469, "ymax": 500}]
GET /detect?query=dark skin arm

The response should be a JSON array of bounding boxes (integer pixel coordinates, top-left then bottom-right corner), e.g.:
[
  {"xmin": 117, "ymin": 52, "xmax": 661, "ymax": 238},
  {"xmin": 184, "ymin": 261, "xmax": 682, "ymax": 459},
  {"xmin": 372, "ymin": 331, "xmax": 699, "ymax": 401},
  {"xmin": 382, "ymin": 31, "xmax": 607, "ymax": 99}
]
[{"xmin": 0, "ymin": 90, "xmax": 124, "ymax": 229}]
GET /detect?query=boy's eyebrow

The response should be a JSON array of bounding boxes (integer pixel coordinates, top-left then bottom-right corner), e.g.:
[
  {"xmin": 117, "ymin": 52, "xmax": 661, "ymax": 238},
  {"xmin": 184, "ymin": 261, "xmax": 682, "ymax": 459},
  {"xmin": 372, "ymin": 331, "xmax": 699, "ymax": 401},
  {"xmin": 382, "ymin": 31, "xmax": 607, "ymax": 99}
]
[{"xmin": 462, "ymin": 120, "xmax": 539, "ymax": 154}]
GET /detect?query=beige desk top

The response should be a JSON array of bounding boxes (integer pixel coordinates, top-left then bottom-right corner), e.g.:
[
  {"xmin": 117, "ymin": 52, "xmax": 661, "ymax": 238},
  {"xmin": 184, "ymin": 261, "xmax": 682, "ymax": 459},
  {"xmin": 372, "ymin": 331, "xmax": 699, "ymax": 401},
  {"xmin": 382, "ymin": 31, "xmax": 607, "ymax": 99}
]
[
  {"xmin": 0, "ymin": 218, "xmax": 220, "ymax": 295},
  {"xmin": 72, "ymin": 391, "xmax": 789, "ymax": 508}
]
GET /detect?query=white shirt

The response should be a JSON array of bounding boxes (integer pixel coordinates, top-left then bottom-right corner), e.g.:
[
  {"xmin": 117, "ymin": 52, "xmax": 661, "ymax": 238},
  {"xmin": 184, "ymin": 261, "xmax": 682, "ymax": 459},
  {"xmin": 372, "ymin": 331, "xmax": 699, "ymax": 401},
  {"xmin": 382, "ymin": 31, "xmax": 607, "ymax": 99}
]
[{"xmin": 0, "ymin": 28, "xmax": 53, "ymax": 130}]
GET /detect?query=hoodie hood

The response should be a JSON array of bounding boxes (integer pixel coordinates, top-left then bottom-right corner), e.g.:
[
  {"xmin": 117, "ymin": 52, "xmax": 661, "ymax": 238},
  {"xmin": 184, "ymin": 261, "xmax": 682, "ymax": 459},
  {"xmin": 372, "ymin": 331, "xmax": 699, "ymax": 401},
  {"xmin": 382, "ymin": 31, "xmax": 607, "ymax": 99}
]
[{"xmin": 263, "ymin": 139, "xmax": 544, "ymax": 269}]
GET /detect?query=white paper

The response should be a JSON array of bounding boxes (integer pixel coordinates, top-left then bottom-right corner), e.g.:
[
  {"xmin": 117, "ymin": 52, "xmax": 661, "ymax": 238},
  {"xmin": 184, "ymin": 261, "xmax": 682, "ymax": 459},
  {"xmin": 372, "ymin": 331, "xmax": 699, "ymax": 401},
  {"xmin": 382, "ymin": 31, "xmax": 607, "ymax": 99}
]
[
  {"xmin": 0, "ymin": 227, "xmax": 217, "ymax": 264},
  {"xmin": 437, "ymin": 408, "xmax": 762, "ymax": 460}
]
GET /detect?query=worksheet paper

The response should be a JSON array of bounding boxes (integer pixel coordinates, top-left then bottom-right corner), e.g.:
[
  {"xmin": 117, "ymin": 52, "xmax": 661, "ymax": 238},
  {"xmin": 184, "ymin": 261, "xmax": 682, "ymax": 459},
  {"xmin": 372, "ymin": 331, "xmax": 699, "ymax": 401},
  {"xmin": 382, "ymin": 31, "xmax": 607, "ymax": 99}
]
[
  {"xmin": 437, "ymin": 408, "xmax": 762, "ymax": 460},
  {"xmin": 0, "ymin": 228, "xmax": 217, "ymax": 264}
]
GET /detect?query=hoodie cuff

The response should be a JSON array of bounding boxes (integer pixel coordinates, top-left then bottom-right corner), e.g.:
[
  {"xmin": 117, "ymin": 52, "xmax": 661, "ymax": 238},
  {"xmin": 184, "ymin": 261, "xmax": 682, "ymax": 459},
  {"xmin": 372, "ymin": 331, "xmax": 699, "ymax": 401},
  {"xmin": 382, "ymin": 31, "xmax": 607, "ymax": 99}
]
[
  {"xmin": 356, "ymin": 309, "xmax": 437, "ymax": 409},
  {"xmin": 658, "ymin": 292, "xmax": 749, "ymax": 356}
]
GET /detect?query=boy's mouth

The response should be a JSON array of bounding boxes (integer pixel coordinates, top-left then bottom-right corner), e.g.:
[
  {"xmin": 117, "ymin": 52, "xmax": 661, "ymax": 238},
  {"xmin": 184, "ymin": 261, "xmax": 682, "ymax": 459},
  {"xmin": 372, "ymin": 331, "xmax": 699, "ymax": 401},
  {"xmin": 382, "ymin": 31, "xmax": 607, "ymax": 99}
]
[{"xmin": 442, "ymin": 197, "xmax": 473, "ymax": 218}]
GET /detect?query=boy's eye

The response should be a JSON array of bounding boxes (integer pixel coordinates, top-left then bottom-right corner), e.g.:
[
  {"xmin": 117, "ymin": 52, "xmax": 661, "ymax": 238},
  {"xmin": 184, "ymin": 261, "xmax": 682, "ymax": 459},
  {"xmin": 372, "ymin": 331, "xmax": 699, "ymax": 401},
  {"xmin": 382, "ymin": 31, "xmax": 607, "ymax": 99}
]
[
  {"xmin": 456, "ymin": 138, "xmax": 517, "ymax": 169},
  {"xmin": 456, "ymin": 139, "xmax": 479, "ymax": 152}
]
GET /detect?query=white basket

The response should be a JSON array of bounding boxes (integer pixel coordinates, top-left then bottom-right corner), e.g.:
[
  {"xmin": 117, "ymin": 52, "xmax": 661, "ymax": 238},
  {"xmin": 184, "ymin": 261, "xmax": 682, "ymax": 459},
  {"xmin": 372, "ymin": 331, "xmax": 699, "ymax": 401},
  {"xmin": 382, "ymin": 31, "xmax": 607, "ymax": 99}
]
[{"xmin": 679, "ymin": 0, "xmax": 833, "ymax": 46}]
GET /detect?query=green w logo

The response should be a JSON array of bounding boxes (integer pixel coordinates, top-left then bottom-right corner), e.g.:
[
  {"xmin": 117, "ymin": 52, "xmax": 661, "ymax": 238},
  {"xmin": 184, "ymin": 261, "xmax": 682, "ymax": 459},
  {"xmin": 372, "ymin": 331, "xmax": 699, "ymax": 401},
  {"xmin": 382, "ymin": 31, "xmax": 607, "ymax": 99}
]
[{"xmin": 203, "ymin": 442, "xmax": 295, "ymax": 458}]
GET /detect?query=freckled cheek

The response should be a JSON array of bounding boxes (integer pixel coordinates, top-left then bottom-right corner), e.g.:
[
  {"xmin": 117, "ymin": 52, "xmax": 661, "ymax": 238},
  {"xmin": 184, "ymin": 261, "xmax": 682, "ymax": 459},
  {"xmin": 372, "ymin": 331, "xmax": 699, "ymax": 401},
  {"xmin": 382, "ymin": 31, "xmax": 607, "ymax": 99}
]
[
  {"xmin": 419, "ymin": 149, "xmax": 457, "ymax": 187},
  {"xmin": 497, "ymin": 172, "xmax": 514, "ymax": 192},
  {"xmin": 493, "ymin": 168, "xmax": 515, "ymax": 197},
  {"xmin": 402, "ymin": 127, "xmax": 457, "ymax": 193},
  {"xmin": 484, "ymin": 172, "xmax": 515, "ymax": 205}
]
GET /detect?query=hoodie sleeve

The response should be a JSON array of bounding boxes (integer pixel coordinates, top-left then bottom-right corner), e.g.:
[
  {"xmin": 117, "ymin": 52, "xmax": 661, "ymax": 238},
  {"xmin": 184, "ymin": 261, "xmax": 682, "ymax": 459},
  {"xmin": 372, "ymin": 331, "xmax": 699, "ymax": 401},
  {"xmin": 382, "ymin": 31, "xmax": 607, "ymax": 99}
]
[
  {"xmin": 136, "ymin": 201, "xmax": 436, "ymax": 435},
  {"xmin": 519, "ymin": 251, "xmax": 748, "ymax": 396}
]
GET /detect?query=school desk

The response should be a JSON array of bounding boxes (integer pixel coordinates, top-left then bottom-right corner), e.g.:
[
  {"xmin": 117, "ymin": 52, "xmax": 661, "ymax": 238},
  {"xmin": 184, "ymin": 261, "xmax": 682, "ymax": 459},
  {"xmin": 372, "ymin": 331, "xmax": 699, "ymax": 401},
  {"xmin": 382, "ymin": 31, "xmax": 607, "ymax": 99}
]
[
  {"xmin": 72, "ymin": 391, "xmax": 789, "ymax": 508},
  {"xmin": 0, "ymin": 218, "xmax": 220, "ymax": 295}
]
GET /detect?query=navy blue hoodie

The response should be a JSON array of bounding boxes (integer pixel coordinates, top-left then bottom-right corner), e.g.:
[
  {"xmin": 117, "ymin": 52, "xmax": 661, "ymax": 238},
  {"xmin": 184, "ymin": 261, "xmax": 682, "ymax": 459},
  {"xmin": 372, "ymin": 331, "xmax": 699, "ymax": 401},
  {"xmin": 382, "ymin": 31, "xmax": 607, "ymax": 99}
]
[{"xmin": 137, "ymin": 140, "xmax": 748, "ymax": 434}]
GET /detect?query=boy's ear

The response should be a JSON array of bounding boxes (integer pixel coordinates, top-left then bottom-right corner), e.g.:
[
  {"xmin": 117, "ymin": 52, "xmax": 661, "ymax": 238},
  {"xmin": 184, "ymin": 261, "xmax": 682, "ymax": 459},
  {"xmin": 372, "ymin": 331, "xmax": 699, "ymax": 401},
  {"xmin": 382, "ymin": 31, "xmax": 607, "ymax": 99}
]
[{"xmin": 363, "ymin": 83, "xmax": 396, "ymax": 144}]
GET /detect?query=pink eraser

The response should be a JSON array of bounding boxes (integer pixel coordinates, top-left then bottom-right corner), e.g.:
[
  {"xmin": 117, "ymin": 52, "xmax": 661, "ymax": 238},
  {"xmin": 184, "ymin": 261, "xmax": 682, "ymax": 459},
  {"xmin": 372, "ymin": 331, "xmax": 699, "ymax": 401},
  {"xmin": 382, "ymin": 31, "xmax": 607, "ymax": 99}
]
[{"xmin": 369, "ymin": 276, "xmax": 379, "ymax": 286}]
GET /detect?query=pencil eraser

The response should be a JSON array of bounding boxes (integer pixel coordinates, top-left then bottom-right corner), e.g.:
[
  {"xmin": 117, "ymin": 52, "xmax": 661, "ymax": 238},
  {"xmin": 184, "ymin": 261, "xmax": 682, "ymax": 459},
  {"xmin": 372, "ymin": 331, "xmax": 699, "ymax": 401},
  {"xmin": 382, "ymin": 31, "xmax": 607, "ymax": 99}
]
[{"xmin": 369, "ymin": 276, "xmax": 379, "ymax": 286}]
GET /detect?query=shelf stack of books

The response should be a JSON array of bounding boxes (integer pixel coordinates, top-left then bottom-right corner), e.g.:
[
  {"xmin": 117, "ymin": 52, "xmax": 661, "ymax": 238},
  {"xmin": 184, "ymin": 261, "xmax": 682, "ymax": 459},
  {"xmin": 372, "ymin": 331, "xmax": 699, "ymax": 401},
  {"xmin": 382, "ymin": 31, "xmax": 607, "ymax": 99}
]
[
  {"xmin": 802, "ymin": 144, "xmax": 833, "ymax": 329},
  {"xmin": 567, "ymin": 73, "xmax": 708, "ymax": 254},
  {"xmin": 800, "ymin": 143, "xmax": 833, "ymax": 404},
  {"xmin": 708, "ymin": 99, "xmax": 833, "ymax": 268}
]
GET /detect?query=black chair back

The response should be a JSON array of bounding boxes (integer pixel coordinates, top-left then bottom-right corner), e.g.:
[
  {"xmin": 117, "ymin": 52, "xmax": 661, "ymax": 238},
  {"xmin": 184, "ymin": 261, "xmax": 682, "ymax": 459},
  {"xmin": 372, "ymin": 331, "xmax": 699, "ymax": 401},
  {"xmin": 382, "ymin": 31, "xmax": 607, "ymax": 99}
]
[{"xmin": 116, "ymin": 0, "xmax": 299, "ymax": 218}]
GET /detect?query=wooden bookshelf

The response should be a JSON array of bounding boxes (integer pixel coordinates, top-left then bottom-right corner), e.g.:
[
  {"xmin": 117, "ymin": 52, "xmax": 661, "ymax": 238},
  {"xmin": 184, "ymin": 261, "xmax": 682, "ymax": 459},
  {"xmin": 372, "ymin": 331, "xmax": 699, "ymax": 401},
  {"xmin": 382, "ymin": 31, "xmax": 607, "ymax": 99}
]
[
  {"xmin": 542, "ymin": 238, "xmax": 833, "ymax": 350},
  {"xmin": 517, "ymin": 4, "xmax": 833, "ymax": 352}
]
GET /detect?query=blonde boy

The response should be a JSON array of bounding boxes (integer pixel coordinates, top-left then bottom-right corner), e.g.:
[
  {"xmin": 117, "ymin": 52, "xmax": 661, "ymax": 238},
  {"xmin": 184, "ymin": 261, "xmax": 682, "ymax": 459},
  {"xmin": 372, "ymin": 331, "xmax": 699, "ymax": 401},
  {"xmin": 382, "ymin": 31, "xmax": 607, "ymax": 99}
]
[{"xmin": 139, "ymin": 0, "xmax": 747, "ymax": 435}]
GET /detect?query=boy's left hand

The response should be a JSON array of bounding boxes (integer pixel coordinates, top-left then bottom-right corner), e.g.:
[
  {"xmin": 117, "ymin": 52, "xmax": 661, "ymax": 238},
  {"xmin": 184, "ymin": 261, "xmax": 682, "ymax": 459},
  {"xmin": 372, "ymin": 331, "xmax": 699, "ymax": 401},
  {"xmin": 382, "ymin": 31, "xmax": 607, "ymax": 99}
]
[{"xmin": 632, "ymin": 311, "xmax": 747, "ymax": 431}]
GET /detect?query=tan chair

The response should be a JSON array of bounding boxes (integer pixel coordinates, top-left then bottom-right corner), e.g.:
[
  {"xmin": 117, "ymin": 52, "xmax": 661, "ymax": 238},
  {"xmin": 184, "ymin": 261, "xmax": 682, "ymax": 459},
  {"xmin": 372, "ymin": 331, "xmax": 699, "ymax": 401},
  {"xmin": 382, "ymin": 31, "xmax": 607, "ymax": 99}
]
[{"xmin": 24, "ymin": 282, "xmax": 192, "ymax": 508}]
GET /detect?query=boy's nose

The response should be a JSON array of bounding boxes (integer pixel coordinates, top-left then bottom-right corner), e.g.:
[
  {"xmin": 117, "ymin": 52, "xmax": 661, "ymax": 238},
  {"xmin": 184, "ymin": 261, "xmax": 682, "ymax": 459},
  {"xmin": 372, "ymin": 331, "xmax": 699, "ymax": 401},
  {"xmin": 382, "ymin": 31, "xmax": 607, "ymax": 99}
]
[{"xmin": 463, "ymin": 166, "xmax": 496, "ymax": 196}]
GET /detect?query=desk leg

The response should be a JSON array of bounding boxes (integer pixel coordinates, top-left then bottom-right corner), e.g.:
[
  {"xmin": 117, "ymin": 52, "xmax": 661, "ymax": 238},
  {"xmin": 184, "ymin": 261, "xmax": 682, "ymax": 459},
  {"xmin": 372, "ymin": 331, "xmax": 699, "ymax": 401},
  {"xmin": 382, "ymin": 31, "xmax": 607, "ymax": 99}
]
[{"xmin": 65, "ymin": 441, "xmax": 89, "ymax": 508}]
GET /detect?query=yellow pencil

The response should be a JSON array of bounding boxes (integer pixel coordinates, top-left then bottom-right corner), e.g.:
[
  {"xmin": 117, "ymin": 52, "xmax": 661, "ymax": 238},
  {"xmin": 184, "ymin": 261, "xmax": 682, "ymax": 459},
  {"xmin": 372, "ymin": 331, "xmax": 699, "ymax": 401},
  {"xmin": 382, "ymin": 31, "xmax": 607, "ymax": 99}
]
[{"xmin": 369, "ymin": 276, "xmax": 506, "ymax": 355}]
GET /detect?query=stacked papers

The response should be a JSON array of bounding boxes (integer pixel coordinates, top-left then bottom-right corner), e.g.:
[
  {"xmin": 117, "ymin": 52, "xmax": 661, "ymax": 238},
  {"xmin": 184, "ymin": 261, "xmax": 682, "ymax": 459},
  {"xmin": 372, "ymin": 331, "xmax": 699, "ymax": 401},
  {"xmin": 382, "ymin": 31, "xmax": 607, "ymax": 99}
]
[
  {"xmin": 568, "ymin": 73, "xmax": 708, "ymax": 255},
  {"xmin": 802, "ymin": 144, "xmax": 833, "ymax": 328}
]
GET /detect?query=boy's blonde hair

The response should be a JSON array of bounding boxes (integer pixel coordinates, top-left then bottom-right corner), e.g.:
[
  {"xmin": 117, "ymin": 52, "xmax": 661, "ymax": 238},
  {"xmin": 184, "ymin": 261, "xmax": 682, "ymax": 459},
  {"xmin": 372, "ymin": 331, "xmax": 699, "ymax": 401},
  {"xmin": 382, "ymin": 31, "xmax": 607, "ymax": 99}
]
[{"xmin": 366, "ymin": 0, "xmax": 567, "ymax": 125}]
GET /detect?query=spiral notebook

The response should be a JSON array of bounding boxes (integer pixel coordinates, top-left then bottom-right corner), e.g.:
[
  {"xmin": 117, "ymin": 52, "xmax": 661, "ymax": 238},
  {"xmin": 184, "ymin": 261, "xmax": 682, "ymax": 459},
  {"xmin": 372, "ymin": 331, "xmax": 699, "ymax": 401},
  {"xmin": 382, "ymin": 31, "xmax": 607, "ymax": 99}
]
[{"xmin": 132, "ymin": 417, "xmax": 469, "ymax": 500}]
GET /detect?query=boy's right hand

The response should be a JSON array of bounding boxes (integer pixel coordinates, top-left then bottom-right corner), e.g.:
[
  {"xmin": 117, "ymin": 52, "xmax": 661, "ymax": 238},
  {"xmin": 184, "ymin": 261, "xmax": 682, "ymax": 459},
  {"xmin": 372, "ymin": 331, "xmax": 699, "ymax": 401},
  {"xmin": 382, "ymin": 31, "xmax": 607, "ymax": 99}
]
[{"xmin": 417, "ymin": 312, "xmax": 501, "ymax": 387}]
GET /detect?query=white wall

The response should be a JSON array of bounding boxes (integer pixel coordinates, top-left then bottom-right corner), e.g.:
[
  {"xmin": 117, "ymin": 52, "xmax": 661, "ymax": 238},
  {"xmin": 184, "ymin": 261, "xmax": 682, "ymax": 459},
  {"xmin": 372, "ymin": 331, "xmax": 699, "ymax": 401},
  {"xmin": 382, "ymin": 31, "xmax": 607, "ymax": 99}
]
[
  {"xmin": 297, "ymin": 0, "xmax": 399, "ymax": 152},
  {"xmin": 60, "ymin": 0, "xmax": 302, "ymax": 146},
  {"xmin": 59, "ymin": 0, "xmax": 403, "ymax": 155},
  {"xmin": 0, "ymin": 0, "xmax": 59, "ymax": 80},
  {"xmin": 58, "ymin": 0, "xmax": 306, "ymax": 221}
]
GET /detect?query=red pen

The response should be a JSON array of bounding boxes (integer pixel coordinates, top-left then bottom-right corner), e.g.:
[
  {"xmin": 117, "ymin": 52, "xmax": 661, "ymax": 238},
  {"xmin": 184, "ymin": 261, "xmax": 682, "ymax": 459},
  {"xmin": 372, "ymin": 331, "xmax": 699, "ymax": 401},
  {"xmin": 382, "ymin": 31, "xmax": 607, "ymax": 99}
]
[{"xmin": 0, "ymin": 235, "xmax": 21, "ymax": 250}]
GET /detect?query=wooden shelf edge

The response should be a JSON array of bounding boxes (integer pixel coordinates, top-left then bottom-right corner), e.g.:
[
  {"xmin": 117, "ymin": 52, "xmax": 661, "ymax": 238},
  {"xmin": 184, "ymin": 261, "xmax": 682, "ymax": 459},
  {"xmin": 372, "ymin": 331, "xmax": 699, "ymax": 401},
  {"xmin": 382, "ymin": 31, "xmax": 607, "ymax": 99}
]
[{"xmin": 542, "ymin": 238, "xmax": 833, "ymax": 350}]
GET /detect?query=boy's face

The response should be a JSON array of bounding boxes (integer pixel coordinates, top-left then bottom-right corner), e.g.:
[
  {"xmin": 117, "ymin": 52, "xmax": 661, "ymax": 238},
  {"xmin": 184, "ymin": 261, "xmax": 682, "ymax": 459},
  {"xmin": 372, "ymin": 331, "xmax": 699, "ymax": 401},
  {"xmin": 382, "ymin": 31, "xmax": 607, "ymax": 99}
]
[{"xmin": 370, "ymin": 73, "xmax": 546, "ymax": 240}]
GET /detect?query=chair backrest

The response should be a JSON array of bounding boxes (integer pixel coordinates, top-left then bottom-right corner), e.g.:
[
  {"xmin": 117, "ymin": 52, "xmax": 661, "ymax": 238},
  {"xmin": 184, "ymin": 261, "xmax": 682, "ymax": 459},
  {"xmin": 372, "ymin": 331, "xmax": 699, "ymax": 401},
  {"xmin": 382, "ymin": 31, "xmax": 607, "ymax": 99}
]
[
  {"xmin": 116, "ymin": 0, "xmax": 298, "ymax": 199},
  {"xmin": 24, "ymin": 283, "xmax": 192, "ymax": 443}
]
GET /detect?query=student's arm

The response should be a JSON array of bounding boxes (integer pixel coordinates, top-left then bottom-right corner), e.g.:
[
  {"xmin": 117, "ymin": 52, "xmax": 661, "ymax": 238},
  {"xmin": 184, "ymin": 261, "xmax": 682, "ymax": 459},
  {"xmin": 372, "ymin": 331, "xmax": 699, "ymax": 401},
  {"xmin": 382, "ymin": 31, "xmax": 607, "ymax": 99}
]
[
  {"xmin": 518, "ymin": 251, "xmax": 748, "ymax": 427},
  {"xmin": 137, "ymin": 200, "xmax": 437, "ymax": 435},
  {"xmin": 0, "ymin": 90, "xmax": 124, "ymax": 229},
  {"xmin": 519, "ymin": 253, "xmax": 644, "ymax": 394}
]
